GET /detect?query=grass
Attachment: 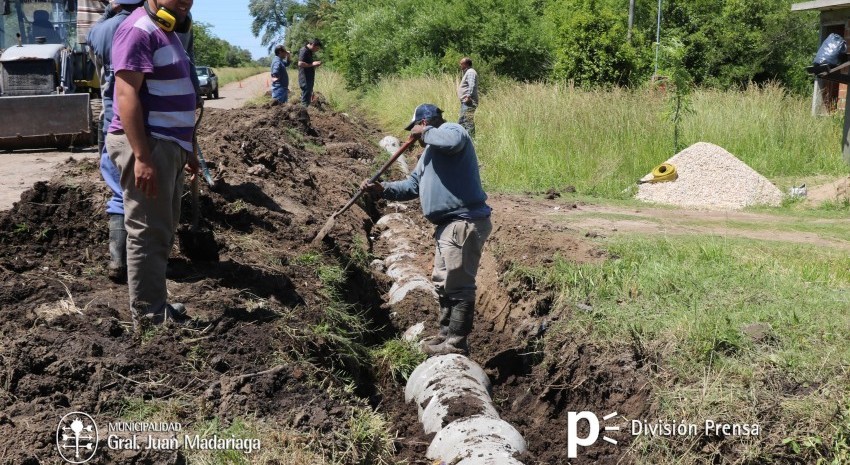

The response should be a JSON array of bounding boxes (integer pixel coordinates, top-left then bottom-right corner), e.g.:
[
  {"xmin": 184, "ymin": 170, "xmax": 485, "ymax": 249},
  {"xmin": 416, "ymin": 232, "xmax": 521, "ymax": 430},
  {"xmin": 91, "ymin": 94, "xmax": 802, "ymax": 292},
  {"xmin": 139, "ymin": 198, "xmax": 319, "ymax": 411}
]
[
  {"xmin": 332, "ymin": 407, "xmax": 396, "ymax": 465},
  {"xmin": 515, "ymin": 234, "xmax": 850, "ymax": 462},
  {"xmin": 371, "ymin": 338, "xmax": 426, "ymax": 382},
  {"xmin": 319, "ymin": 73, "xmax": 845, "ymax": 198},
  {"xmin": 214, "ymin": 67, "xmax": 266, "ymax": 87}
]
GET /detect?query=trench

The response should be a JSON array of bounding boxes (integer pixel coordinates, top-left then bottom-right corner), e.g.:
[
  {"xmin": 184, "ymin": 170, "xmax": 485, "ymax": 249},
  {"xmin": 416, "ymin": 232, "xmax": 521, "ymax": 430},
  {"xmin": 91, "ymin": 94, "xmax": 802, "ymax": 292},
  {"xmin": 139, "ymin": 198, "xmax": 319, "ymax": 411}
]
[{"xmin": 347, "ymin": 187, "xmax": 654, "ymax": 464}]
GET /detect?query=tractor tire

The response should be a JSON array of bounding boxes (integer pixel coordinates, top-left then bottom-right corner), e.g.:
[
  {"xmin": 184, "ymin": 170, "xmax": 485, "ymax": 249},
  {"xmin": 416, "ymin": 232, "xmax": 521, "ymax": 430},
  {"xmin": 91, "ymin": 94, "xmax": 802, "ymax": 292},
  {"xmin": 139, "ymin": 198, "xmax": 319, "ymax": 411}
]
[{"xmin": 213, "ymin": 86, "xmax": 219, "ymax": 99}]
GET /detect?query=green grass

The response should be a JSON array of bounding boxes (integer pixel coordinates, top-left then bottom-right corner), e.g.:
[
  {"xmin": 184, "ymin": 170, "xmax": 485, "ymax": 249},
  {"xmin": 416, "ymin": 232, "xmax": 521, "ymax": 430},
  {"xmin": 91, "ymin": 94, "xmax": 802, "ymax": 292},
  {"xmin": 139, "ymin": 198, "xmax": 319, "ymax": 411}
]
[
  {"xmin": 319, "ymin": 73, "xmax": 846, "ymax": 198},
  {"xmin": 518, "ymin": 235, "xmax": 850, "ymax": 462},
  {"xmin": 371, "ymin": 338, "xmax": 426, "ymax": 382},
  {"xmin": 215, "ymin": 67, "xmax": 266, "ymax": 87}
]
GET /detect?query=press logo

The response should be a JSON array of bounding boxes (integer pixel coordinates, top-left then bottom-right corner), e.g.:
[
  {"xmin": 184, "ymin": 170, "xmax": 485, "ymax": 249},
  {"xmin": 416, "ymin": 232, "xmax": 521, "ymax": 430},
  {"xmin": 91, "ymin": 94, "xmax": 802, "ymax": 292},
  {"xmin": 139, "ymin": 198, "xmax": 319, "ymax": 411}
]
[
  {"xmin": 56, "ymin": 412, "xmax": 99, "ymax": 464},
  {"xmin": 567, "ymin": 411, "xmax": 620, "ymax": 458}
]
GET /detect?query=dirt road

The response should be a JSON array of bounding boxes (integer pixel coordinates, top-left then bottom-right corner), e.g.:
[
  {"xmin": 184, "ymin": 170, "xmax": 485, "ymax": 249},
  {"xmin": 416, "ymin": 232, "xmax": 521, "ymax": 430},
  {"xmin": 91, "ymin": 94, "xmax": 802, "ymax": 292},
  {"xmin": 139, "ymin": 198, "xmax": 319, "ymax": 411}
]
[{"xmin": 0, "ymin": 73, "xmax": 268, "ymax": 211}]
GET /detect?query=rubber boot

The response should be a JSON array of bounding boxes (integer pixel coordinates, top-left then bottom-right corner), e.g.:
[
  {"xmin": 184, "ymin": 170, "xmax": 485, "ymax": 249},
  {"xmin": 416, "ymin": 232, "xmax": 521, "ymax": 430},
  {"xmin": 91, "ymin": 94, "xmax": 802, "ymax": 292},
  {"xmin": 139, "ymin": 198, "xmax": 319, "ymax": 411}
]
[
  {"xmin": 421, "ymin": 296, "xmax": 452, "ymax": 346},
  {"xmin": 423, "ymin": 300, "xmax": 473, "ymax": 356},
  {"xmin": 107, "ymin": 214, "xmax": 127, "ymax": 283}
]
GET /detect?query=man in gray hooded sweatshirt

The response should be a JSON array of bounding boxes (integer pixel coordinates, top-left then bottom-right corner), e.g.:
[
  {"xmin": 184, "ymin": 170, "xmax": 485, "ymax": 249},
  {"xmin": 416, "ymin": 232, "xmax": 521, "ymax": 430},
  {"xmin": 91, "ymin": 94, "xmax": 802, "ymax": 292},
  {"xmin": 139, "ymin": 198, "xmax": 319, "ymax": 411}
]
[{"xmin": 364, "ymin": 104, "xmax": 492, "ymax": 356}]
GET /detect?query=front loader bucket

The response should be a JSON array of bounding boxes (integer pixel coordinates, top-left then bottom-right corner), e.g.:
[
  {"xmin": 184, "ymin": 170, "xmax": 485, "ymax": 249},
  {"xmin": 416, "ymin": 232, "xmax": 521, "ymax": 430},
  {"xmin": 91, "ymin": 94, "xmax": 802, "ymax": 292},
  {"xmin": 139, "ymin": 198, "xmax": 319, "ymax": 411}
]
[{"xmin": 0, "ymin": 94, "xmax": 92, "ymax": 150}]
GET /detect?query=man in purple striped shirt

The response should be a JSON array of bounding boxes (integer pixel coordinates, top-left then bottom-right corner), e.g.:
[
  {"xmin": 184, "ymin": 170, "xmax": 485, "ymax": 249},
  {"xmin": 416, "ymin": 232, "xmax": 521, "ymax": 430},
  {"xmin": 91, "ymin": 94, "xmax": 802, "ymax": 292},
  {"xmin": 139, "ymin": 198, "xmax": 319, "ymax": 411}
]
[{"xmin": 105, "ymin": 0, "xmax": 197, "ymax": 329}]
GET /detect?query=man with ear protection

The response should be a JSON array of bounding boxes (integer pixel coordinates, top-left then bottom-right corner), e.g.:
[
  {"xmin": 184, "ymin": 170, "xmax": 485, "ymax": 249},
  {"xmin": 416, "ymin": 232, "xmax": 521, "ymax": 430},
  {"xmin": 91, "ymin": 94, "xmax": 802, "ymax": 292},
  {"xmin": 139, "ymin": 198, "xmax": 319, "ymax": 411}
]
[
  {"xmin": 105, "ymin": 0, "xmax": 199, "ymax": 330},
  {"xmin": 89, "ymin": 0, "xmax": 200, "ymax": 285}
]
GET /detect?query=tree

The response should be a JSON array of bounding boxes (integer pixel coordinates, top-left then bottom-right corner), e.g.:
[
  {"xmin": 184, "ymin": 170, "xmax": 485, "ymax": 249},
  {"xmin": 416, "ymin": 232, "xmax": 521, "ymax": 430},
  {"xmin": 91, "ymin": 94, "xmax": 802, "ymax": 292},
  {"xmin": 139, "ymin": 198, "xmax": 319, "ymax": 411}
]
[
  {"xmin": 544, "ymin": 0, "xmax": 651, "ymax": 87},
  {"xmin": 659, "ymin": 38, "xmax": 693, "ymax": 154},
  {"xmin": 249, "ymin": 0, "xmax": 299, "ymax": 52},
  {"xmin": 660, "ymin": 0, "xmax": 818, "ymax": 93},
  {"xmin": 193, "ymin": 22, "xmax": 255, "ymax": 67}
]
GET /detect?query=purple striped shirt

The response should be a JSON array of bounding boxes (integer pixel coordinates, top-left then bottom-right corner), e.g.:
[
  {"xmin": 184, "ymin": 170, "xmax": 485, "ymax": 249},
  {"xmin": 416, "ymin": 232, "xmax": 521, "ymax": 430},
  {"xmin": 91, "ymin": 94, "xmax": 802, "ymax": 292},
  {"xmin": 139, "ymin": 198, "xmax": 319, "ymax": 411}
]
[{"xmin": 108, "ymin": 8, "xmax": 196, "ymax": 152}]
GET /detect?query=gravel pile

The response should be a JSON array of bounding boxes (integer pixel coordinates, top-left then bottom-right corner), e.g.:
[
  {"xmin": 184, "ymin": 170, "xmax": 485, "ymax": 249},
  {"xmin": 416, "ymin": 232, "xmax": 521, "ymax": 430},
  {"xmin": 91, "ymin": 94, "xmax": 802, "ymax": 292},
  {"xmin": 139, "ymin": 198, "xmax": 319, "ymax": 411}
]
[{"xmin": 635, "ymin": 142, "xmax": 783, "ymax": 210}]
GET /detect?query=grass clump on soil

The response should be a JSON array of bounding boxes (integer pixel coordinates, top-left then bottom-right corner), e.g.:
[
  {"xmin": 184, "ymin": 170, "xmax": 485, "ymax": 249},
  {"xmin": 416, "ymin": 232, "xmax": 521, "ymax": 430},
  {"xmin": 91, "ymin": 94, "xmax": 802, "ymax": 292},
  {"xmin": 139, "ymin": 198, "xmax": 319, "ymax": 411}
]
[
  {"xmin": 319, "ymin": 72, "xmax": 843, "ymax": 198},
  {"xmin": 309, "ymin": 264, "xmax": 372, "ymax": 387},
  {"xmin": 528, "ymin": 235, "xmax": 850, "ymax": 462},
  {"xmin": 371, "ymin": 338, "xmax": 426, "ymax": 383},
  {"xmin": 332, "ymin": 407, "xmax": 396, "ymax": 465}
]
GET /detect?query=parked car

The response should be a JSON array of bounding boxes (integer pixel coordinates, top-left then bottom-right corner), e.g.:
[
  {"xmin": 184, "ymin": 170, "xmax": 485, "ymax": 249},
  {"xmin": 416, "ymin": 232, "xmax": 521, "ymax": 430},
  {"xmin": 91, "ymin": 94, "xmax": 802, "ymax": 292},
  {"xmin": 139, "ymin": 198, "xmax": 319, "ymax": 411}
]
[{"xmin": 196, "ymin": 66, "xmax": 219, "ymax": 99}]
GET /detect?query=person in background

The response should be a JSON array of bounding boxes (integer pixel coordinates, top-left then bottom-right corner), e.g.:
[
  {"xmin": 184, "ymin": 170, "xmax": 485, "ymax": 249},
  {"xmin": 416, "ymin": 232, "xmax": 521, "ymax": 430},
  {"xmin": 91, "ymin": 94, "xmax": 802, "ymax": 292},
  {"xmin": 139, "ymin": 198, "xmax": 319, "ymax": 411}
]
[
  {"xmin": 457, "ymin": 57, "xmax": 478, "ymax": 136},
  {"xmin": 363, "ymin": 104, "xmax": 492, "ymax": 356},
  {"xmin": 270, "ymin": 44, "xmax": 291, "ymax": 103},
  {"xmin": 297, "ymin": 38, "xmax": 322, "ymax": 106}
]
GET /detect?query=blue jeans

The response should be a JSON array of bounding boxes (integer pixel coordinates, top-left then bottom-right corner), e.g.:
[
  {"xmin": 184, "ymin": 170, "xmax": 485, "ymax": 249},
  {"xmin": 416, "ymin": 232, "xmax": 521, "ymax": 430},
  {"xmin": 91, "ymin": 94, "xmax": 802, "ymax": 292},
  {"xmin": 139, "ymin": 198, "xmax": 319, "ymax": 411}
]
[
  {"xmin": 272, "ymin": 85, "xmax": 288, "ymax": 103},
  {"xmin": 458, "ymin": 102, "xmax": 477, "ymax": 136},
  {"xmin": 100, "ymin": 97, "xmax": 124, "ymax": 215},
  {"xmin": 300, "ymin": 81, "xmax": 314, "ymax": 107}
]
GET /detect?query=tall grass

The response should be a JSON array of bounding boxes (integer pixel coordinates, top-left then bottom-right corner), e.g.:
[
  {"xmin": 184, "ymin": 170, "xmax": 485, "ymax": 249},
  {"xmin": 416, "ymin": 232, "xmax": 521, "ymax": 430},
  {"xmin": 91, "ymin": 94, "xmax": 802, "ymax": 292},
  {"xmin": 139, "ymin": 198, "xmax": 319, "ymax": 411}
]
[
  {"xmin": 327, "ymin": 75, "xmax": 846, "ymax": 198},
  {"xmin": 215, "ymin": 67, "xmax": 266, "ymax": 87}
]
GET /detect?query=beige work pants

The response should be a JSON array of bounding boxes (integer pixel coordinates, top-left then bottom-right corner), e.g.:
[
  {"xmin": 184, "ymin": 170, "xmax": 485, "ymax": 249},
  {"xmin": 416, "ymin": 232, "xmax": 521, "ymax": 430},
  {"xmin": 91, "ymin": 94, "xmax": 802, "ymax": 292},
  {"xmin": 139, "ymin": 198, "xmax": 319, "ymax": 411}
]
[
  {"xmin": 106, "ymin": 133, "xmax": 187, "ymax": 313},
  {"xmin": 432, "ymin": 217, "xmax": 492, "ymax": 302}
]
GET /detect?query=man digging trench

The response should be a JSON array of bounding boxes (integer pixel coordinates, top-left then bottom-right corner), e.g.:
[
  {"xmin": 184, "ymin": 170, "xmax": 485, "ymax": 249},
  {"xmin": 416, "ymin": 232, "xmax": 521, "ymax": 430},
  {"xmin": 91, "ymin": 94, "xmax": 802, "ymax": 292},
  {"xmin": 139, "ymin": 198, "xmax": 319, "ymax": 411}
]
[{"xmin": 364, "ymin": 104, "xmax": 492, "ymax": 356}]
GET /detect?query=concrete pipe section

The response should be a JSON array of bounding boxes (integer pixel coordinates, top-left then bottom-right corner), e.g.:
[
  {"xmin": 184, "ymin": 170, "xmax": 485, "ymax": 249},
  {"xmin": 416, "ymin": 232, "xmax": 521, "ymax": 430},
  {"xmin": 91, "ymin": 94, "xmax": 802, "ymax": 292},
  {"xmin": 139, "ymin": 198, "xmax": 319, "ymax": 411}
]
[
  {"xmin": 371, "ymin": 152, "xmax": 528, "ymax": 463},
  {"xmin": 405, "ymin": 355, "xmax": 526, "ymax": 464}
]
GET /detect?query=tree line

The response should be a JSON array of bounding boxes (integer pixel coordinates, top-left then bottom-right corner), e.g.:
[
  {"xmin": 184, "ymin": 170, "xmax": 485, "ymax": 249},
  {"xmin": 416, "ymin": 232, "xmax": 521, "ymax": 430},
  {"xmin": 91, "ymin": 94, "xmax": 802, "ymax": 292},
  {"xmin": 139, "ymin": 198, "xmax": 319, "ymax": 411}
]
[
  {"xmin": 193, "ymin": 22, "xmax": 257, "ymax": 68},
  {"xmin": 248, "ymin": 0, "xmax": 820, "ymax": 94}
]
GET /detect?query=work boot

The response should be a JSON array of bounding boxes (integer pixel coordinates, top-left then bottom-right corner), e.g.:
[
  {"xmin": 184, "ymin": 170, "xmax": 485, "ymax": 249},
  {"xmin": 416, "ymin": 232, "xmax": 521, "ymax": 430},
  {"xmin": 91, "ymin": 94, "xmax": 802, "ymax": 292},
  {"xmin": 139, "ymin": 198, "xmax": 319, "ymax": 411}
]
[
  {"xmin": 131, "ymin": 302, "xmax": 191, "ymax": 333},
  {"xmin": 107, "ymin": 214, "xmax": 127, "ymax": 283},
  {"xmin": 423, "ymin": 300, "xmax": 474, "ymax": 356},
  {"xmin": 421, "ymin": 296, "xmax": 452, "ymax": 346}
]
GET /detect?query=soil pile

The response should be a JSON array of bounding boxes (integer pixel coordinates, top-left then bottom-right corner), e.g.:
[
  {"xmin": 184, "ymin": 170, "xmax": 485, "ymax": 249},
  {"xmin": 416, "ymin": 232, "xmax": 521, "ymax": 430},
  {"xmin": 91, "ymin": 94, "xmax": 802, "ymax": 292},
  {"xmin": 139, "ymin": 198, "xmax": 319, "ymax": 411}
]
[
  {"xmin": 0, "ymin": 101, "xmax": 390, "ymax": 464},
  {"xmin": 636, "ymin": 142, "xmax": 784, "ymax": 210}
]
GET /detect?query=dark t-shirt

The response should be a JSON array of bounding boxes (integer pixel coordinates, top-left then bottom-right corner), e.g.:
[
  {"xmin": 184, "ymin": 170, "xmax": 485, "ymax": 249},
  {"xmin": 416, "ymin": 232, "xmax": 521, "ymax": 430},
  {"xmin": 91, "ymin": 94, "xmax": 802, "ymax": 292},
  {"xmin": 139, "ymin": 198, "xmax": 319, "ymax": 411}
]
[{"xmin": 298, "ymin": 46, "xmax": 314, "ymax": 87}]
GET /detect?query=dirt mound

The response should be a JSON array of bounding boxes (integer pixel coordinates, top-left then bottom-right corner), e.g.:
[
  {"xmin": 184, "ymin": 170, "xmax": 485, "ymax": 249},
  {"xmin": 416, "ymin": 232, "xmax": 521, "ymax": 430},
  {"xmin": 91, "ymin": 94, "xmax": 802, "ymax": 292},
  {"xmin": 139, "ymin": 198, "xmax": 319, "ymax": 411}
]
[
  {"xmin": 636, "ymin": 142, "xmax": 784, "ymax": 210},
  {"xmin": 0, "ymin": 102, "xmax": 388, "ymax": 464}
]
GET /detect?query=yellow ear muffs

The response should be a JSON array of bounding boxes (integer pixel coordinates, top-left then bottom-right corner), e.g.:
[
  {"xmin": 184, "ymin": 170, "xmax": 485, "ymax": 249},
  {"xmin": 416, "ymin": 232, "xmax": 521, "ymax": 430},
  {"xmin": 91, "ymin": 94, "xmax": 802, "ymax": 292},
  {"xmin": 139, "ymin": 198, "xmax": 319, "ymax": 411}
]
[{"xmin": 144, "ymin": 1, "xmax": 177, "ymax": 32}]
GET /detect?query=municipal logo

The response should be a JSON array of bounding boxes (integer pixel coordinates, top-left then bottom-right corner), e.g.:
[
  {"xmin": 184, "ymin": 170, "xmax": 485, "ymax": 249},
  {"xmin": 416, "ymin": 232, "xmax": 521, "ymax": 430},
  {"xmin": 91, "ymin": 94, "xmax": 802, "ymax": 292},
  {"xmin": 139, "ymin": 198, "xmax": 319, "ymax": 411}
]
[{"xmin": 56, "ymin": 412, "xmax": 99, "ymax": 464}]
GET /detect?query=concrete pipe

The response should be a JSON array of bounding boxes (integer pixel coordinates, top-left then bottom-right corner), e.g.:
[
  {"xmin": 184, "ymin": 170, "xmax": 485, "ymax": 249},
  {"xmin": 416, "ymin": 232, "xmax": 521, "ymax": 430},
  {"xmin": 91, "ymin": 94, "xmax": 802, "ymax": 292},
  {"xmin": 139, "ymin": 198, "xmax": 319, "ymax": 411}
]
[
  {"xmin": 405, "ymin": 354, "xmax": 491, "ymax": 403},
  {"xmin": 427, "ymin": 415, "xmax": 527, "ymax": 463}
]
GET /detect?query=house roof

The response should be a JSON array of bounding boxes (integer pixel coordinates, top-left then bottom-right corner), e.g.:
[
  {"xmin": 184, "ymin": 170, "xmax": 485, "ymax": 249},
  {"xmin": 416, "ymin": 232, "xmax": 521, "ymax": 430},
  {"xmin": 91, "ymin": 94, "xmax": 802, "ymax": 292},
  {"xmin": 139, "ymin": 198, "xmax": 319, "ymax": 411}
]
[{"xmin": 792, "ymin": 0, "xmax": 850, "ymax": 11}]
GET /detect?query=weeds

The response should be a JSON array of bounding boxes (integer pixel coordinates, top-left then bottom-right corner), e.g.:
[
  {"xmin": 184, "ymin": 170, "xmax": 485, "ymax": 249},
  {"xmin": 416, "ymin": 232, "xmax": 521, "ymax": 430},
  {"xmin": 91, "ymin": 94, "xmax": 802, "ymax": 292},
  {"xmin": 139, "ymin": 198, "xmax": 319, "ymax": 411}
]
[
  {"xmin": 333, "ymin": 407, "xmax": 396, "ymax": 465},
  {"xmin": 371, "ymin": 338, "xmax": 425, "ymax": 382},
  {"xmin": 293, "ymin": 251, "xmax": 322, "ymax": 267},
  {"xmin": 319, "ymin": 72, "xmax": 846, "ymax": 197}
]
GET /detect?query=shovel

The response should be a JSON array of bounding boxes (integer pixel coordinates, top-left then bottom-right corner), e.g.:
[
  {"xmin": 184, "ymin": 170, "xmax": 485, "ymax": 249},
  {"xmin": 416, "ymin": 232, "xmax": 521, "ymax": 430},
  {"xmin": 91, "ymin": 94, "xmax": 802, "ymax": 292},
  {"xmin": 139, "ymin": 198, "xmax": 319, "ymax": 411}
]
[
  {"xmin": 312, "ymin": 136, "xmax": 416, "ymax": 245},
  {"xmin": 193, "ymin": 105, "xmax": 216, "ymax": 188},
  {"xmin": 177, "ymin": 108, "xmax": 219, "ymax": 262}
]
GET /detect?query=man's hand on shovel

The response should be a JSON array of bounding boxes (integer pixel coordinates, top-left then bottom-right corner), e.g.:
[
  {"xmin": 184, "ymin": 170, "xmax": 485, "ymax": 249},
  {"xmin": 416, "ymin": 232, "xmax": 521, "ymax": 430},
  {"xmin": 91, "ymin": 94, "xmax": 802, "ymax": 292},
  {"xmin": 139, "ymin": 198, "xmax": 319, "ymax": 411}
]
[
  {"xmin": 361, "ymin": 179, "xmax": 384, "ymax": 196},
  {"xmin": 186, "ymin": 149, "xmax": 200, "ymax": 177}
]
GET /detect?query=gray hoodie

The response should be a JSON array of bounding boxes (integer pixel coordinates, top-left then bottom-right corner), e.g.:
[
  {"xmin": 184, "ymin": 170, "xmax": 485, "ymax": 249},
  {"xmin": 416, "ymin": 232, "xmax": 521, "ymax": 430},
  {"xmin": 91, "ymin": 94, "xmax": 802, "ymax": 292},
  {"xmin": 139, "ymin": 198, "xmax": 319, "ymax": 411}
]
[{"xmin": 382, "ymin": 123, "xmax": 489, "ymax": 224}]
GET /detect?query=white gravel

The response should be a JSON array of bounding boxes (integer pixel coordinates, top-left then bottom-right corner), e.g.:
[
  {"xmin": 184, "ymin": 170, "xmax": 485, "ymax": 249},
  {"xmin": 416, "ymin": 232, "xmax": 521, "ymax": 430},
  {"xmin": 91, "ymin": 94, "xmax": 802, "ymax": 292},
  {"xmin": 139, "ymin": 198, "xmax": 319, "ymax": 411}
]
[{"xmin": 635, "ymin": 142, "xmax": 783, "ymax": 210}]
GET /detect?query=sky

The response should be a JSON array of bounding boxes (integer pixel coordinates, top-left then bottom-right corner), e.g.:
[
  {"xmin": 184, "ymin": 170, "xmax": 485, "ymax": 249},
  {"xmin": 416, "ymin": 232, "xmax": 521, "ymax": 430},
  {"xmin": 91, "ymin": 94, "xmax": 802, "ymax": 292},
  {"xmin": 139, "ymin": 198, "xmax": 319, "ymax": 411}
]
[{"xmin": 191, "ymin": 1, "xmax": 270, "ymax": 60}]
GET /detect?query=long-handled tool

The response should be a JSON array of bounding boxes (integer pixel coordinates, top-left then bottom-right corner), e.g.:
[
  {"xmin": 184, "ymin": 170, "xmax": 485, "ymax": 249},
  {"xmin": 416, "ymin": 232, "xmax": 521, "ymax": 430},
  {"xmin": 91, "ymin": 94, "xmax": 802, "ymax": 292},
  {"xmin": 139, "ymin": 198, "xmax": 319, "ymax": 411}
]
[
  {"xmin": 176, "ymin": 107, "xmax": 219, "ymax": 262},
  {"xmin": 312, "ymin": 137, "xmax": 416, "ymax": 245},
  {"xmin": 193, "ymin": 105, "xmax": 215, "ymax": 188}
]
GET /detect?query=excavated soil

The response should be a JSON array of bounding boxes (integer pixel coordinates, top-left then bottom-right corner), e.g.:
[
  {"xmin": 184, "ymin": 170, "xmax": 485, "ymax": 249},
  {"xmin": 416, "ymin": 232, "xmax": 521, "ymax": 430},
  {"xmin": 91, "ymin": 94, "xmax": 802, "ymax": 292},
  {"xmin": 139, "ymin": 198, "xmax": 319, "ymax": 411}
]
[{"xmin": 0, "ymin": 97, "xmax": 650, "ymax": 464}]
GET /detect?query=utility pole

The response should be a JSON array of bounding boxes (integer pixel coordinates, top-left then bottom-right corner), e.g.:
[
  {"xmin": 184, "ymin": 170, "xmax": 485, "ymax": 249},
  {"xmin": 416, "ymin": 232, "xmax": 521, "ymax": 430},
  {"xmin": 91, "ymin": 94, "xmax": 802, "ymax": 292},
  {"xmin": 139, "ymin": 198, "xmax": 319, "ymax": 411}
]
[
  {"xmin": 628, "ymin": 0, "xmax": 635, "ymax": 42},
  {"xmin": 654, "ymin": 0, "xmax": 662, "ymax": 76}
]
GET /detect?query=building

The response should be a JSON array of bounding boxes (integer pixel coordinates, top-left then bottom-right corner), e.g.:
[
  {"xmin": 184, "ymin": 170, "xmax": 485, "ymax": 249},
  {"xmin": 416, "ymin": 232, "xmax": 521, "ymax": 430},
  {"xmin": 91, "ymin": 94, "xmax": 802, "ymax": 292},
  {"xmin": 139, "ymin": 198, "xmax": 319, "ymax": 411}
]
[{"xmin": 793, "ymin": 0, "xmax": 850, "ymax": 161}]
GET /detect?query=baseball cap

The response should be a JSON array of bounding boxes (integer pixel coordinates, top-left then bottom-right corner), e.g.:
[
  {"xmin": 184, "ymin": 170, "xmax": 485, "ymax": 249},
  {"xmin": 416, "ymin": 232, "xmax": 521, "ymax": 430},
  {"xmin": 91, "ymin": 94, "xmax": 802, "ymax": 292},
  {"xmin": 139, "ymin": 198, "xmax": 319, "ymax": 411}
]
[
  {"xmin": 404, "ymin": 104, "xmax": 443, "ymax": 130},
  {"xmin": 115, "ymin": 0, "xmax": 143, "ymax": 4}
]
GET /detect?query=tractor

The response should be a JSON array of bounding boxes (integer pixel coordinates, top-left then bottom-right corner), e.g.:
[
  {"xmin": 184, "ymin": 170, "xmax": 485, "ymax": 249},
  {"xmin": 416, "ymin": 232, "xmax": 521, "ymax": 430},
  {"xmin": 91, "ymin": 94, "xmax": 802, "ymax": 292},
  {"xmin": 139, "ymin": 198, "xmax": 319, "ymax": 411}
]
[{"xmin": 0, "ymin": 0, "xmax": 101, "ymax": 150}]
